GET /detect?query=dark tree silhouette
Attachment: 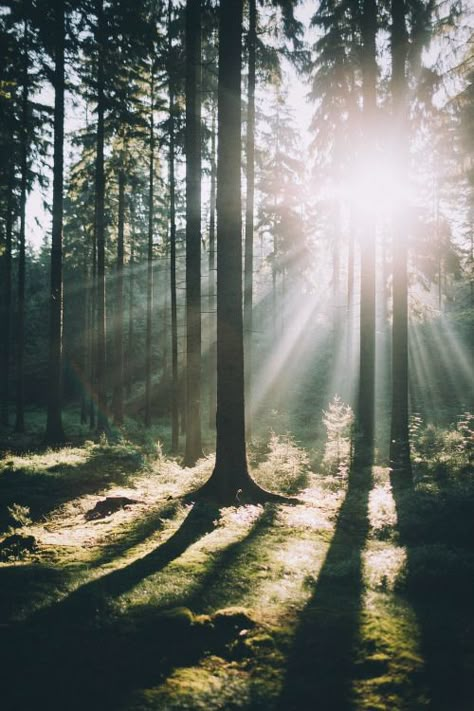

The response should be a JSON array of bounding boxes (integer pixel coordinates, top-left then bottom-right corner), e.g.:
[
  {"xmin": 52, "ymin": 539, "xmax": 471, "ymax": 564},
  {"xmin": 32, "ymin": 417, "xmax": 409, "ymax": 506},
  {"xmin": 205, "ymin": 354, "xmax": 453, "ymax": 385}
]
[
  {"xmin": 194, "ymin": 0, "xmax": 286, "ymax": 505},
  {"xmin": 168, "ymin": 0, "xmax": 179, "ymax": 453},
  {"xmin": 389, "ymin": 0, "xmax": 411, "ymax": 476},
  {"xmin": 144, "ymin": 66, "xmax": 155, "ymax": 428},
  {"xmin": 14, "ymin": 1, "xmax": 30, "ymax": 434},
  {"xmin": 244, "ymin": 0, "xmax": 256, "ymax": 439},
  {"xmin": 184, "ymin": 0, "xmax": 203, "ymax": 465},
  {"xmin": 357, "ymin": 0, "xmax": 377, "ymax": 461},
  {"xmin": 94, "ymin": 0, "xmax": 109, "ymax": 435},
  {"xmin": 45, "ymin": 0, "xmax": 66, "ymax": 445}
]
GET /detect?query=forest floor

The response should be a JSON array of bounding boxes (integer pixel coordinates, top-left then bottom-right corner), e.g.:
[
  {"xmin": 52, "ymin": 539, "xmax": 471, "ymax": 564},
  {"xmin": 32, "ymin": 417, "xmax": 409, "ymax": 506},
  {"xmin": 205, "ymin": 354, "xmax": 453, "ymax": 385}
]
[{"xmin": 0, "ymin": 416, "xmax": 473, "ymax": 710}]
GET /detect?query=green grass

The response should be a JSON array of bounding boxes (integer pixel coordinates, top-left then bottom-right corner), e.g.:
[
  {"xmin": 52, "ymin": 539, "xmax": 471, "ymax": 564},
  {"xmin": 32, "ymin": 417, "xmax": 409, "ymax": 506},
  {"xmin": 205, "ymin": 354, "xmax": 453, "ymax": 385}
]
[{"xmin": 0, "ymin": 416, "xmax": 473, "ymax": 710}]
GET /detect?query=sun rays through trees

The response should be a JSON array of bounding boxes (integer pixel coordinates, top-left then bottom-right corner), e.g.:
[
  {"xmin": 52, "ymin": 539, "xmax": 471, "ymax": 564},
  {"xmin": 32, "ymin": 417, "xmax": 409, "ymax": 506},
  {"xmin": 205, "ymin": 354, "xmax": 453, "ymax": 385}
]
[{"xmin": 0, "ymin": 0, "xmax": 473, "ymax": 708}]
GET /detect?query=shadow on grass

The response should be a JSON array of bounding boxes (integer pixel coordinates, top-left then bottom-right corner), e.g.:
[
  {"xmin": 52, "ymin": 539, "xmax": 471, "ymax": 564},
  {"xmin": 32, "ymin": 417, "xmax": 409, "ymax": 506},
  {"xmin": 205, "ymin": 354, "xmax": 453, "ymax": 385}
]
[
  {"xmin": 43, "ymin": 503, "xmax": 219, "ymax": 621},
  {"xmin": 0, "ymin": 449, "xmax": 142, "ymax": 531},
  {"xmin": 0, "ymin": 503, "xmax": 215, "ymax": 709},
  {"xmin": 182, "ymin": 504, "xmax": 278, "ymax": 612},
  {"xmin": 278, "ymin": 457, "xmax": 373, "ymax": 711},
  {"xmin": 390, "ymin": 472, "xmax": 474, "ymax": 711},
  {"xmin": 90, "ymin": 499, "xmax": 182, "ymax": 567},
  {"xmin": 0, "ymin": 502, "xmax": 281, "ymax": 710},
  {"xmin": 0, "ymin": 564, "xmax": 74, "ymax": 625}
]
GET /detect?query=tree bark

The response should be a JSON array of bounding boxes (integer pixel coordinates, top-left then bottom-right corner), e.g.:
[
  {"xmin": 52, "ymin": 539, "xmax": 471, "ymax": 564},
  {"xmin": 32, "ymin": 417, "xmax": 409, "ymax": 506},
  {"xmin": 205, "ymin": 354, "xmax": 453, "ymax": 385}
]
[
  {"xmin": 244, "ymin": 0, "xmax": 256, "ymax": 439},
  {"xmin": 15, "ymin": 4, "xmax": 29, "ymax": 434},
  {"xmin": 0, "ymin": 159, "xmax": 13, "ymax": 426},
  {"xmin": 112, "ymin": 167, "xmax": 125, "ymax": 425},
  {"xmin": 89, "ymin": 225, "xmax": 97, "ymax": 430},
  {"xmin": 208, "ymin": 107, "xmax": 217, "ymax": 429},
  {"xmin": 145, "ymin": 70, "xmax": 155, "ymax": 427},
  {"xmin": 168, "ymin": 3, "xmax": 179, "ymax": 453},
  {"xmin": 184, "ymin": 0, "xmax": 203, "ymax": 465},
  {"xmin": 194, "ymin": 0, "xmax": 285, "ymax": 505},
  {"xmin": 357, "ymin": 0, "xmax": 377, "ymax": 462},
  {"xmin": 127, "ymin": 209, "xmax": 135, "ymax": 398},
  {"xmin": 45, "ymin": 0, "xmax": 66, "ymax": 444},
  {"xmin": 94, "ymin": 0, "xmax": 109, "ymax": 435},
  {"xmin": 389, "ymin": 0, "xmax": 411, "ymax": 476}
]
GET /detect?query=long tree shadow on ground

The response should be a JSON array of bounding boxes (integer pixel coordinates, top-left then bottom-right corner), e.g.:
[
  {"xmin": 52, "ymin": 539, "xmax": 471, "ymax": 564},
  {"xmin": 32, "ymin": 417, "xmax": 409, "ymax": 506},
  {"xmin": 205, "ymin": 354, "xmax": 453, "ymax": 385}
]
[
  {"xmin": 390, "ymin": 472, "xmax": 474, "ymax": 711},
  {"xmin": 183, "ymin": 504, "xmax": 278, "ymax": 612},
  {"xmin": 277, "ymin": 456, "xmax": 373, "ymax": 711},
  {"xmin": 0, "ymin": 502, "xmax": 276, "ymax": 710}
]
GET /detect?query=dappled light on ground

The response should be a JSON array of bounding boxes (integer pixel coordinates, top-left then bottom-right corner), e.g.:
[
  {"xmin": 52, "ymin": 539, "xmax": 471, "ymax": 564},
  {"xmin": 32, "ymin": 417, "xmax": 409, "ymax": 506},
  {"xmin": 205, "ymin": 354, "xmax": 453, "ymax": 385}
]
[{"xmin": 0, "ymin": 431, "xmax": 473, "ymax": 709}]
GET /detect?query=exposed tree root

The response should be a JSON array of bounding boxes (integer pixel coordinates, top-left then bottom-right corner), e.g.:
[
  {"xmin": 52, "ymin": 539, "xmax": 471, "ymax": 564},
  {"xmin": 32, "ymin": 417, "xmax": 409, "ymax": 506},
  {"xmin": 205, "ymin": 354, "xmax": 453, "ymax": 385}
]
[{"xmin": 183, "ymin": 469, "xmax": 299, "ymax": 507}]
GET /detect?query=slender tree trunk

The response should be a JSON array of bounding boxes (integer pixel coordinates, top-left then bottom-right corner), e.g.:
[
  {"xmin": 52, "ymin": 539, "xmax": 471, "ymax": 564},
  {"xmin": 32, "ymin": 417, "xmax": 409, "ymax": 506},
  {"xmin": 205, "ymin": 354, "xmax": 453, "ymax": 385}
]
[
  {"xmin": 345, "ymin": 219, "xmax": 355, "ymax": 401},
  {"xmin": 145, "ymin": 71, "xmax": 155, "ymax": 427},
  {"xmin": 127, "ymin": 211, "xmax": 135, "ymax": 397},
  {"xmin": 1, "ymin": 161, "xmax": 13, "ymax": 426},
  {"xmin": 112, "ymin": 167, "xmax": 125, "ymax": 424},
  {"xmin": 244, "ymin": 0, "xmax": 256, "ymax": 439},
  {"xmin": 80, "ymin": 269, "xmax": 88, "ymax": 426},
  {"xmin": 357, "ymin": 0, "xmax": 377, "ymax": 462},
  {"xmin": 208, "ymin": 107, "xmax": 217, "ymax": 429},
  {"xmin": 390, "ymin": 0, "xmax": 411, "ymax": 475},
  {"xmin": 15, "ymin": 6, "xmax": 29, "ymax": 434},
  {"xmin": 89, "ymin": 227, "xmax": 97, "ymax": 429},
  {"xmin": 168, "ymin": 17, "xmax": 179, "ymax": 452},
  {"xmin": 94, "ymin": 0, "xmax": 109, "ymax": 435},
  {"xmin": 184, "ymin": 0, "xmax": 203, "ymax": 465},
  {"xmin": 347, "ymin": 225, "xmax": 354, "ymax": 311},
  {"xmin": 45, "ymin": 0, "xmax": 66, "ymax": 444}
]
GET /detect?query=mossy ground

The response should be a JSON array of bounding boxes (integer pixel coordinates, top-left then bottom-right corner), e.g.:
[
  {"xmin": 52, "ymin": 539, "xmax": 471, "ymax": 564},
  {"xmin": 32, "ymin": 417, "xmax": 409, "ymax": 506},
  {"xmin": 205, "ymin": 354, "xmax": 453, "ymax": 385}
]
[{"xmin": 0, "ymin": 415, "xmax": 473, "ymax": 710}]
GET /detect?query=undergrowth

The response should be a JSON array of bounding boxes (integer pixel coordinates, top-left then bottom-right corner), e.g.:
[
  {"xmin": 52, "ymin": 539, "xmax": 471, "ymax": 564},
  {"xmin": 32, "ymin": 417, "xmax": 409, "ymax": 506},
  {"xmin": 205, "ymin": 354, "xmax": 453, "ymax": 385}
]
[{"xmin": 0, "ymin": 411, "xmax": 473, "ymax": 710}]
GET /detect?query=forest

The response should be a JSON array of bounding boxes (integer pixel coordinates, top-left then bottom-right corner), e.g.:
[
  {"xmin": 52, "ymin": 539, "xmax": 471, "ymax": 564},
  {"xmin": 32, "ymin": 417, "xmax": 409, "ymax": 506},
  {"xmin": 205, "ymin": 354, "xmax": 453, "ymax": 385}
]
[{"xmin": 0, "ymin": 0, "xmax": 473, "ymax": 709}]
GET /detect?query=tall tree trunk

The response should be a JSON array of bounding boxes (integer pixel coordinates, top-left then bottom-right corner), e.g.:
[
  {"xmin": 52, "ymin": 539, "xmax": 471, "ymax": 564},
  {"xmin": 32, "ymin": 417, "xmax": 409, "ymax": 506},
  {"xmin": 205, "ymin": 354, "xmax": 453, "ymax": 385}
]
[
  {"xmin": 145, "ymin": 69, "xmax": 155, "ymax": 427},
  {"xmin": 168, "ymin": 9, "xmax": 179, "ymax": 452},
  {"xmin": 145, "ymin": 70, "xmax": 155, "ymax": 427},
  {"xmin": 127, "ymin": 209, "xmax": 135, "ymax": 397},
  {"xmin": 94, "ymin": 0, "xmax": 109, "ymax": 435},
  {"xmin": 208, "ymin": 107, "xmax": 217, "ymax": 429},
  {"xmin": 112, "ymin": 167, "xmax": 125, "ymax": 424},
  {"xmin": 184, "ymin": 0, "xmax": 203, "ymax": 465},
  {"xmin": 1, "ymin": 161, "xmax": 13, "ymax": 426},
  {"xmin": 357, "ymin": 0, "xmax": 377, "ymax": 462},
  {"xmin": 15, "ymin": 5, "xmax": 29, "ymax": 434},
  {"xmin": 196, "ymin": 0, "xmax": 282, "ymax": 505},
  {"xmin": 45, "ymin": 0, "xmax": 66, "ymax": 444},
  {"xmin": 244, "ymin": 0, "xmax": 256, "ymax": 438},
  {"xmin": 80, "ymin": 267, "xmax": 88, "ymax": 426},
  {"xmin": 347, "ymin": 224, "xmax": 354, "ymax": 311},
  {"xmin": 89, "ymin": 227, "xmax": 97, "ymax": 429},
  {"xmin": 389, "ymin": 0, "xmax": 411, "ymax": 475}
]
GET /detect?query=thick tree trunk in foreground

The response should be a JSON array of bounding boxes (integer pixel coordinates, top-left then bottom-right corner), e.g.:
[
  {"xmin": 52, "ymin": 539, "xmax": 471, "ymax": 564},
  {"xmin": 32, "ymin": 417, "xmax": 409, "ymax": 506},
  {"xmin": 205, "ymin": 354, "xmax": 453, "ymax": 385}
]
[
  {"xmin": 45, "ymin": 0, "xmax": 66, "ymax": 445},
  {"xmin": 390, "ymin": 0, "xmax": 411, "ymax": 476},
  {"xmin": 194, "ymin": 0, "xmax": 285, "ymax": 505},
  {"xmin": 357, "ymin": 0, "xmax": 377, "ymax": 462},
  {"xmin": 244, "ymin": 0, "xmax": 256, "ymax": 439},
  {"xmin": 184, "ymin": 0, "xmax": 203, "ymax": 466}
]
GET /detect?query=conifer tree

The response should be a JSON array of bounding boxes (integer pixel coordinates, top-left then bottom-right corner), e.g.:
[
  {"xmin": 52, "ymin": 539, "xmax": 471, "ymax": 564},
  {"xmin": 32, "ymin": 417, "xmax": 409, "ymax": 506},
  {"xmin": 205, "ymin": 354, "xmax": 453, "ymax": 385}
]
[
  {"xmin": 45, "ymin": 0, "xmax": 66, "ymax": 444},
  {"xmin": 184, "ymin": 0, "xmax": 203, "ymax": 464}
]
